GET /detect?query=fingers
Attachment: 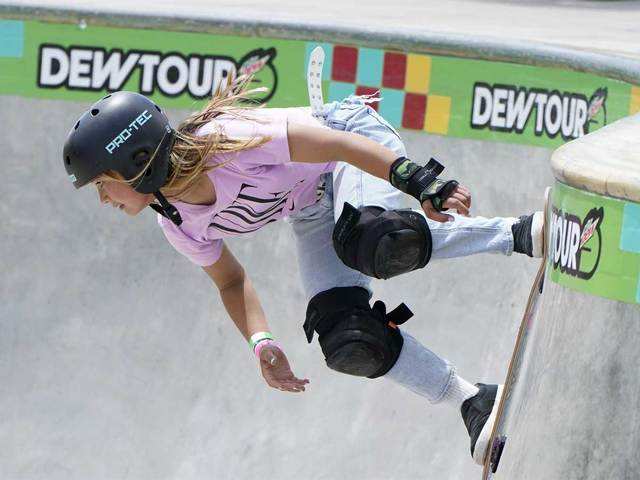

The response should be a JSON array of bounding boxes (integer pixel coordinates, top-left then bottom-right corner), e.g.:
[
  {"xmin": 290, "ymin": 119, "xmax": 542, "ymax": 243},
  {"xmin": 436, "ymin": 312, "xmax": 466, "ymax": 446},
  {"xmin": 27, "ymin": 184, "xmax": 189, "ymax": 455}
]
[
  {"xmin": 258, "ymin": 345, "xmax": 310, "ymax": 393},
  {"xmin": 422, "ymin": 201, "xmax": 453, "ymax": 223},
  {"xmin": 263, "ymin": 368, "xmax": 310, "ymax": 393},
  {"xmin": 422, "ymin": 185, "xmax": 472, "ymax": 221},
  {"xmin": 278, "ymin": 384, "xmax": 306, "ymax": 393},
  {"xmin": 456, "ymin": 184, "xmax": 472, "ymax": 205},
  {"xmin": 270, "ymin": 379, "xmax": 309, "ymax": 393},
  {"xmin": 448, "ymin": 186, "xmax": 471, "ymax": 213},
  {"xmin": 444, "ymin": 194, "xmax": 470, "ymax": 216}
]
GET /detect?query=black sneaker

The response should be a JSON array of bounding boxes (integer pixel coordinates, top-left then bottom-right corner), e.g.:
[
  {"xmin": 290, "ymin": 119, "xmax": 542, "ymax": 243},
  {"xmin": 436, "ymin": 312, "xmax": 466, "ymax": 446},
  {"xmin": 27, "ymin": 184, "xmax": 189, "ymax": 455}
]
[
  {"xmin": 512, "ymin": 212, "xmax": 544, "ymax": 258},
  {"xmin": 460, "ymin": 383, "xmax": 504, "ymax": 465}
]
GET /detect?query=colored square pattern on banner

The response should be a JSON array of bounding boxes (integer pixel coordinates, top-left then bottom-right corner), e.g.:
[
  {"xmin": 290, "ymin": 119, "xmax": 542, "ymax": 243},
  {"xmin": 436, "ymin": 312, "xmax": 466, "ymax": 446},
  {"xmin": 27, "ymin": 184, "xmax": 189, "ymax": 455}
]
[
  {"xmin": 357, "ymin": 48, "xmax": 383, "ymax": 87},
  {"xmin": 620, "ymin": 202, "xmax": 640, "ymax": 303},
  {"xmin": 382, "ymin": 52, "xmax": 406, "ymax": 89},
  {"xmin": 329, "ymin": 81, "xmax": 356, "ymax": 102},
  {"xmin": 425, "ymin": 95, "xmax": 451, "ymax": 134},
  {"xmin": 378, "ymin": 88, "xmax": 404, "ymax": 127},
  {"xmin": 621, "ymin": 202, "xmax": 640, "ymax": 254},
  {"xmin": 405, "ymin": 54, "xmax": 431, "ymax": 94},
  {"xmin": 332, "ymin": 46, "xmax": 358, "ymax": 83},
  {"xmin": 403, "ymin": 93, "xmax": 427, "ymax": 129},
  {"xmin": 630, "ymin": 86, "xmax": 640, "ymax": 115},
  {"xmin": 0, "ymin": 20, "xmax": 24, "ymax": 58},
  {"xmin": 310, "ymin": 43, "xmax": 451, "ymax": 133}
]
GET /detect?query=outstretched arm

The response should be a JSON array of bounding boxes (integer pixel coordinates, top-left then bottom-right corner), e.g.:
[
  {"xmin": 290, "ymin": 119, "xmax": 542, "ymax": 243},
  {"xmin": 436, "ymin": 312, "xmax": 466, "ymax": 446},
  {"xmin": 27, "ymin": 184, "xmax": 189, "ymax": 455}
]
[
  {"xmin": 288, "ymin": 121, "xmax": 398, "ymax": 183},
  {"xmin": 287, "ymin": 122, "xmax": 471, "ymax": 222},
  {"xmin": 202, "ymin": 243, "xmax": 309, "ymax": 393}
]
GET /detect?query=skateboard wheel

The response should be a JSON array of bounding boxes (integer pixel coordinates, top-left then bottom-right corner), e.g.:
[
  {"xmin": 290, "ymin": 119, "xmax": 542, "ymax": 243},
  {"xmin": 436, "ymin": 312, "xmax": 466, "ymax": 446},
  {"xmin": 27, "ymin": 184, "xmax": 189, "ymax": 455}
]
[{"xmin": 490, "ymin": 435, "xmax": 507, "ymax": 474}]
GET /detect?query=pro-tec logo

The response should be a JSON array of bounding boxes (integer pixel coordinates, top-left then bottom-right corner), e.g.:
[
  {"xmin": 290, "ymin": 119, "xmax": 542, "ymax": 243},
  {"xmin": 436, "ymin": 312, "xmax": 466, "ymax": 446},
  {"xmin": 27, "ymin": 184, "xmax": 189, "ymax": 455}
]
[
  {"xmin": 551, "ymin": 206, "xmax": 604, "ymax": 279},
  {"xmin": 105, "ymin": 109, "xmax": 152, "ymax": 154},
  {"xmin": 38, "ymin": 45, "xmax": 278, "ymax": 103},
  {"xmin": 471, "ymin": 83, "xmax": 608, "ymax": 140}
]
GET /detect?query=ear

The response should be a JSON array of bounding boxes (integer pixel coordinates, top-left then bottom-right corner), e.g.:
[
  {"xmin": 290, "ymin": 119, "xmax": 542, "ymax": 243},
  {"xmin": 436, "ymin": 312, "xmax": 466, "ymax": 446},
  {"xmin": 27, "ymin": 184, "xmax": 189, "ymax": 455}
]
[{"xmin": 134, "ymin": 150, "xmax": 150, "ymax": 168}]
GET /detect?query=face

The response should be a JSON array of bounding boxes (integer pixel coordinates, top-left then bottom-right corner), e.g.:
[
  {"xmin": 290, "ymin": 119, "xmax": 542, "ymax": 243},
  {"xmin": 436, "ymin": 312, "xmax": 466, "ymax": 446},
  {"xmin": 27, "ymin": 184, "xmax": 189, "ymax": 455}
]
[{"xmin": 95, "ymin": 179, "xmax": 154, "ymax": 216}]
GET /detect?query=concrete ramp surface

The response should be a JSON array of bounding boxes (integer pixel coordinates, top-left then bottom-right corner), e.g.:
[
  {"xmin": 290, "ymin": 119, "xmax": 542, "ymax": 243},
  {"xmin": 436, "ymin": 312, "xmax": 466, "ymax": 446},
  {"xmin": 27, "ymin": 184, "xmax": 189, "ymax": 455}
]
[
  {"xmin": 1, "ymin": 5, "xmax": 639, "ymax": 480},
  {"xmin": 1, "ymin": 95, "xmax": 552, "ymax": 479}
]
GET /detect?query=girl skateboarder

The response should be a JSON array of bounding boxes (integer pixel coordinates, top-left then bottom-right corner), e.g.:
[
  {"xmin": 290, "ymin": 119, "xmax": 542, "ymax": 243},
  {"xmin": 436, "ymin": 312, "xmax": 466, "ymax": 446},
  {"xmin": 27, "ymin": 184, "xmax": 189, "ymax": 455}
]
[{"xmin": 62, "ymin": 80, "xmax": 543, "ymax": 466}]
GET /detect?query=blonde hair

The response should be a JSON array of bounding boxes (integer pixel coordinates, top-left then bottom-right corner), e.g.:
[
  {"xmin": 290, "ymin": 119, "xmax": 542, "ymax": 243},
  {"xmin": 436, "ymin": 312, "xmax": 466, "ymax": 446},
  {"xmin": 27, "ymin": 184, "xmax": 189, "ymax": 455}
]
[{"xmin": 96, "ymin": 76, "xmax": 271, "ymax": 200}]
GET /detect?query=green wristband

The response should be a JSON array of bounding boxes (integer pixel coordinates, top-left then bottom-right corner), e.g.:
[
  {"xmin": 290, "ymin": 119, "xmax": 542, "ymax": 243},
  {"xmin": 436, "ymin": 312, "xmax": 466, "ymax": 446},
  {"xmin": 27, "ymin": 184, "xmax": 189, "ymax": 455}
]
[{"xmin": 249, "ymin": 331, "xmax": 274, "ymax": 351}]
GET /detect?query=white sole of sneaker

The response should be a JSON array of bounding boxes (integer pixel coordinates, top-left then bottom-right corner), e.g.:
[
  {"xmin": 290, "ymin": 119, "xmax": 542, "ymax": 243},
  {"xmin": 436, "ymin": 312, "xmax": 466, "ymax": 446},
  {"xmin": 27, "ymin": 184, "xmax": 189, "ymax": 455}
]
[
  {"xmin": 531, "ymin": 187, "xmax": 551, "ymax": 258},
  {"xmin": 531, "ymin": 211, "xmax": 544, "ymax": 258},
  {"xmin": 473, "ymin": 384, "xmax": 505, "ymax": 465}
]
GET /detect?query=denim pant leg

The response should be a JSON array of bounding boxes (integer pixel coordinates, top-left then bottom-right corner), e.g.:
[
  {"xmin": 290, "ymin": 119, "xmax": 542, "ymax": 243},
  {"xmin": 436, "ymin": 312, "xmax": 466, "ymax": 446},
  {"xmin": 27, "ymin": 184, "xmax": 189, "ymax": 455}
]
[
  {"xmin": 286, "ymin": 173, "xmax": 371, "ymax": 302},
  {"xmin": 319, "ymin": 99, "xmax": 455, "ymax": 401},
  {"xmin": 327, "ymin": 97, "xmax": 517, "ymax": 259},
  {"xmin": 287, "ymin": 98, "xmax": 457, "ymax": 403},
  {"xmin": 288, "ymin": 175, "xmax": 455, "ymax": 403}
]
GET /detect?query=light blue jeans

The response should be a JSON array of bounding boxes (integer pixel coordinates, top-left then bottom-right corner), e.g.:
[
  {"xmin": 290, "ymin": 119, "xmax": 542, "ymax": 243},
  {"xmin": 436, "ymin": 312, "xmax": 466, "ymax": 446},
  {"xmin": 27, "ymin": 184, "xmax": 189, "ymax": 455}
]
[{"xmin": 287, "ymin": 96, "xmax": 516, "ymax": 402}]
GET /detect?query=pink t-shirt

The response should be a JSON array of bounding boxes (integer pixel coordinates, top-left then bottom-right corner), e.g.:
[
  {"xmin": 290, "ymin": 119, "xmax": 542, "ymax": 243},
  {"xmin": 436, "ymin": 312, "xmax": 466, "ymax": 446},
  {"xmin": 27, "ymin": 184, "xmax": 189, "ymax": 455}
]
[{"xmin": 158, "ymin": 107, "xmax": 336, "ymax": 266}]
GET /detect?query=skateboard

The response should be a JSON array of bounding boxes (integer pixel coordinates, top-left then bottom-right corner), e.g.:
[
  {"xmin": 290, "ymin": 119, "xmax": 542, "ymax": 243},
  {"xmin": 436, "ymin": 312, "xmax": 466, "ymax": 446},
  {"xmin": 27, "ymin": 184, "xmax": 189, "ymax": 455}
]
[{"xmin": 481, "ymin": 187, "xmax": 551, "ymax": 479}]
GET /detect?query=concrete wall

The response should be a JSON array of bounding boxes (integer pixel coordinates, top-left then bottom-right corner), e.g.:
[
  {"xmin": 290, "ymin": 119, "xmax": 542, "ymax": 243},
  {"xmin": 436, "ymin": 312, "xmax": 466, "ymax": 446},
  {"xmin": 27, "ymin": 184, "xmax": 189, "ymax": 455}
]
[{"xmin": 1, "ymin": 96, "xmax": 552, "ymax": 479}]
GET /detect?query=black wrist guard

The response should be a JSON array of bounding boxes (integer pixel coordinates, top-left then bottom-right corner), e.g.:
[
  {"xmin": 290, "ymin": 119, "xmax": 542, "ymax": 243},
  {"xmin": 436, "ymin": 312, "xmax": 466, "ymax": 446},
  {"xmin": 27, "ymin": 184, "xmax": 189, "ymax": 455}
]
[{"xmin": 389, "ymin": 157, "xmax": 459, "ymax": 212}]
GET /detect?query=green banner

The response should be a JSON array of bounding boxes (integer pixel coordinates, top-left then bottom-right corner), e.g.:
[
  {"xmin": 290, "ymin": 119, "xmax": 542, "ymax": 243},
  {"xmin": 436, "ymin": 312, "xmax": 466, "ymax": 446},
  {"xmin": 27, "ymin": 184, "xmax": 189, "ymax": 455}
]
[
  {"xmin": 548, "ymin": 182, "xmax": 640, "ymax": 304},
  {"xmin": 0, "ymin": 19, "xmax": 637, "ymax": 149},
  {"xmin": 0, "ymin": 20, "xmax": 307, "ymax": 108},
  {"xmin": 317, "ymin": 43, "xmax": 635, "ymax": 148}
]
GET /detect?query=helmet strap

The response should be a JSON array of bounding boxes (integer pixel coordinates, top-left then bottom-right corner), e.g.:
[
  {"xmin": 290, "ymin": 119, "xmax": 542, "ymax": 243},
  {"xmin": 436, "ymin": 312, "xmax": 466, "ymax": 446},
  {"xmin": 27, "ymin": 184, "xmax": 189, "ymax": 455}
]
[{"xmin": 151, "ymin": 191, "xmax": 183, "ymax": 226}]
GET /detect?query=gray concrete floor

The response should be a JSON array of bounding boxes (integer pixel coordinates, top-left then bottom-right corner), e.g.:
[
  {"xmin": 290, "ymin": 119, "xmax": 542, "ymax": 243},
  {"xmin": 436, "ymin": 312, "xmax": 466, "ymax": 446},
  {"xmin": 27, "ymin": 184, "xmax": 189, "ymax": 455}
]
[{"xmin": 1, "ymin": 96, "xmax": 551, "ymax": 480}]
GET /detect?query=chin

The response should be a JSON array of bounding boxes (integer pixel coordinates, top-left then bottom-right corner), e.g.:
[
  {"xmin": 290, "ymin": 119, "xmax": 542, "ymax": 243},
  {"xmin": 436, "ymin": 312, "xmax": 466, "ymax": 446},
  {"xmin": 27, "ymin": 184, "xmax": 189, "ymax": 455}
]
[{"xmin": 123, "ymin": 206, "xmax": 144, "ymax": 216}]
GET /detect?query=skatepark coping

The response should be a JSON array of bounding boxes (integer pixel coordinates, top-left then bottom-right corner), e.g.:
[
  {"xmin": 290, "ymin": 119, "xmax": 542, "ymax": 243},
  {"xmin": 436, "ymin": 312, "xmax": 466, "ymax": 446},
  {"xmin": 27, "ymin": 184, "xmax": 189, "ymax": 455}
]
[
  {"xmin": 551, "ymin": 113, "xmax": 640, "ymax": 203},
  {"xmin": 1, "ymin": 3, "xmax": 640, "ymax": 86}
]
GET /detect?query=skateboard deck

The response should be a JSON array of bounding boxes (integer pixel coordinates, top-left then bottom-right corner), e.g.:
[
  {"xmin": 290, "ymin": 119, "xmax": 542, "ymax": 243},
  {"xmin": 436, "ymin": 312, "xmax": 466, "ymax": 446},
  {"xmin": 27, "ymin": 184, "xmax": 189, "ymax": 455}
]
[{"xmin": 481, "ymin": 188, "xmax": 551, "ymax": 479}]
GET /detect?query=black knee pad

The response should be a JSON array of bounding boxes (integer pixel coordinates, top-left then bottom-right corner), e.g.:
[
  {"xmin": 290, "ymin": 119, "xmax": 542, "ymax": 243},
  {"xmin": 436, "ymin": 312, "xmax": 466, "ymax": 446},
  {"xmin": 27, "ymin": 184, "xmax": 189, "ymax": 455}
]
[
  {"xmin": 303, "ymin": 286, "xmax": 413, "ymax": 378},
  {"xmin": 332, "ymin": 202, "xmax": 432, "ymax": 279}
]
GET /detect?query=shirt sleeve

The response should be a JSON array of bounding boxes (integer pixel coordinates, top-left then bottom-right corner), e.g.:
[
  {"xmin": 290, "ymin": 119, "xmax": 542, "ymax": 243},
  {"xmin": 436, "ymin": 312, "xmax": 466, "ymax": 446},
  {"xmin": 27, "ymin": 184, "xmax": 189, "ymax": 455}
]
[
  {"xmin": 205, "ymin": 110, "xmax": 292, "ymax": 170},
  {"xmin": 158, "ymin": 217, "xmax": 223, "ymax": 267}
]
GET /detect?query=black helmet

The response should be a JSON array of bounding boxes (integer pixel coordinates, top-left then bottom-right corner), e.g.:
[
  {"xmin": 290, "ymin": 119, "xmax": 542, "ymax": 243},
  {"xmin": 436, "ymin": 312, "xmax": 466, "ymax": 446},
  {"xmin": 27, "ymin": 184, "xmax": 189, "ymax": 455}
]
[{"xmin": 63, "ymin": 91, "xmax": 182, "ymax": 225}]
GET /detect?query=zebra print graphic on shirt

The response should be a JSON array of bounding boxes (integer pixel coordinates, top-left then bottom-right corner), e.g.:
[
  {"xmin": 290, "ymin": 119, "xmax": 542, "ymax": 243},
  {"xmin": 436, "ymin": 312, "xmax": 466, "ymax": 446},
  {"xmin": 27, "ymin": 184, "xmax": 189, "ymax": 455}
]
[{"xmin": 209, "ymin": 181, "xmax": 304, "ymax": 234}]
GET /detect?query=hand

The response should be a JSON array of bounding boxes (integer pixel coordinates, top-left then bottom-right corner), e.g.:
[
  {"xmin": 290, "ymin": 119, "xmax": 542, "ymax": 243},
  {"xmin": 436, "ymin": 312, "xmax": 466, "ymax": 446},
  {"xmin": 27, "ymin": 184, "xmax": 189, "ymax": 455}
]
[
  {"xmin": 421, "ymin": 184, "xmax": 472, "ymax": 222},
  {"xmin": 259, "ymin": 344, "xmax": 310, "ymax": 393}
]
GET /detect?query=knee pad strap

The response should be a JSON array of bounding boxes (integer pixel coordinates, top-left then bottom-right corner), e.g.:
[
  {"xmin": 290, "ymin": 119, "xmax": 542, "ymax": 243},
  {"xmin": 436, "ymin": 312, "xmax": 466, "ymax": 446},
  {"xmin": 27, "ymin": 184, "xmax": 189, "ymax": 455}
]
[{"xmin": 304, "ymin": 287, "xmax": 414, "ymax": 378}]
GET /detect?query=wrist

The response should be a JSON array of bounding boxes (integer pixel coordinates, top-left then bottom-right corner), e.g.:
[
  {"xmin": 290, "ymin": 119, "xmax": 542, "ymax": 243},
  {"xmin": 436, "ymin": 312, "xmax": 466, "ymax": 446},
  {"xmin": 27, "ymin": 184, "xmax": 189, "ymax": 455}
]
[
  {"xmin": 249, "ymin": 331, "xmax": 274, "ymax": 351},
  {"xmin": 390, "ymin": 157, "xmax": 456, "ymax": 212},
  {"xmin": 389, "ymin": 157, "xmax": 419, "ymax": 192},
  {"xmin": 254, "ymin": 339, "xmax": 281, "ymax": 360}
]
